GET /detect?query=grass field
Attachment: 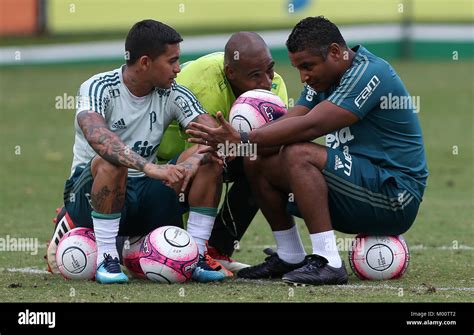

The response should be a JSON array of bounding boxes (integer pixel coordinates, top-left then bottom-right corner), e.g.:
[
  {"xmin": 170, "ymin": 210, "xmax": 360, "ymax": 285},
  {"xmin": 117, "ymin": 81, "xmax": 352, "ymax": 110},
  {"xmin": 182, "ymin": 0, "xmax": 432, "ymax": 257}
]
[{"xmin": 0, "ymin": 59, "xmax": 473, "ymax": 302}]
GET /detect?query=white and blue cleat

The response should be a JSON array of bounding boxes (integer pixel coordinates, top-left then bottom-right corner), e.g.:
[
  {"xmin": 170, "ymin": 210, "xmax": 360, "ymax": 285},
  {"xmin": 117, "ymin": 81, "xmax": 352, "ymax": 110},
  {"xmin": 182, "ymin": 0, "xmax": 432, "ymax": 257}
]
[
  {"xmin": 191, "ymin": 254, "xmax": 226, "ymax": 283},
  {"xmin": 96, "ymin": 253, "xmax": 129, "ymax": 284}
]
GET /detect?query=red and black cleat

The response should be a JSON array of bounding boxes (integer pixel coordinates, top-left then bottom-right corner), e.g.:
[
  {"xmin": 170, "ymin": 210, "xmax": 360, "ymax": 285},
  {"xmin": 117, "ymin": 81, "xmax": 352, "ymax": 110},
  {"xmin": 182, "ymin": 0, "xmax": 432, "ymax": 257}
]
[{"xmin": 46, "ymin": 205, "xmax": 76, "ymax": 273}]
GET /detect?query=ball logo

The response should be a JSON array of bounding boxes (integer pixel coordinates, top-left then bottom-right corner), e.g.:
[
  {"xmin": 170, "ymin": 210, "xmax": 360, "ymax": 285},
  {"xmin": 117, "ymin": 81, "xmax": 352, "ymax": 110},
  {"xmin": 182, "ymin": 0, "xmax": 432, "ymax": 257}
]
[
  {"xmin": 142, "ymin": 238, "xmax": 149, "ymax": 254},
  {"xmin": 164, "ymin": 227, "xmax": 190, "ymax": 247},
  {"xmin": 261, "ymin": 104, "xmax": 275, "ymax": 122},
  {"xmin": 63, "ymin": 247, "xmax": 87, "ymax": 273}
]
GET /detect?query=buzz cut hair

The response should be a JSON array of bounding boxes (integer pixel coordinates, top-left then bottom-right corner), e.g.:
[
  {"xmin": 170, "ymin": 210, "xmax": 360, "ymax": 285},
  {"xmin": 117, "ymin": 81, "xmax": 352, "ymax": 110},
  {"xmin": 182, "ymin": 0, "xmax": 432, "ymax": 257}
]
[
  {"xmin": 286, "ymin": 16, "xmax": 347, "ymax": 60},
  {"xmin": 125, "ymin": 19, "xmax": 183, "ymax": 65}
]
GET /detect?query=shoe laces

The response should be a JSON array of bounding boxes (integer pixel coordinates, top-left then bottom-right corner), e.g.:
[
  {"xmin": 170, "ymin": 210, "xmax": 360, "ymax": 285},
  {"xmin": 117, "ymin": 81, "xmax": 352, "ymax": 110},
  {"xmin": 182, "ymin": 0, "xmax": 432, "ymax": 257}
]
[
  {"xmin": 247, "ymin": 248, "xmax": 280, "ymax": 270},
  {"xmin": 102, "ymin": 253, "xmax": 121, "ymax": 273},
  {"xmin": 304, "ymin": 254, "xmax": 328, "ymax": 270}
]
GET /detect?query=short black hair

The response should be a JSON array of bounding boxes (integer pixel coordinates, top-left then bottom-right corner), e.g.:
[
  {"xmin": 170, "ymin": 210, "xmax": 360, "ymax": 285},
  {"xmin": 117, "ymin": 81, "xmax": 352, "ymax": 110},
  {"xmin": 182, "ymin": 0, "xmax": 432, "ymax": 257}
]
[
  {"xmin": 286, "ymin": 16, "xmax": 346, "ymax": 59},
  {"xmin": 125, "ymin": 19, "xmax": 183, "ymax": 65}
]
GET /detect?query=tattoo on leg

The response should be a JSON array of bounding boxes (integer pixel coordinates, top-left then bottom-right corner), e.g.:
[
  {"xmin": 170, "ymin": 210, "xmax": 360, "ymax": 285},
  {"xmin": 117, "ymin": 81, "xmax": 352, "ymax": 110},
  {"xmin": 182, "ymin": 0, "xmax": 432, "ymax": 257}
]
[
  {"xmin": 111, "ymin": 188, "xmax": 126, "ymax": 213},
  {"xmin": 91, "ymin": 185, "xmax": 111, "ymax": 212},
  {"xmin": 91, "ymin": 185, "xmax": 125, "ymax": 213}
]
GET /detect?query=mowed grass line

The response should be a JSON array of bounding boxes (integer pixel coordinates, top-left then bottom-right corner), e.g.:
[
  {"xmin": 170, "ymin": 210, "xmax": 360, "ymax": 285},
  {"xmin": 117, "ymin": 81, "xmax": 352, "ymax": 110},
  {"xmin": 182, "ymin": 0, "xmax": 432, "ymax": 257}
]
[
  {"xmin": 0, "ymin": 247, "xmax": 472, "ymax": 302},
  {"xmin": 0, "ymin": 60, "xmax": 472, "ymax": 302}
]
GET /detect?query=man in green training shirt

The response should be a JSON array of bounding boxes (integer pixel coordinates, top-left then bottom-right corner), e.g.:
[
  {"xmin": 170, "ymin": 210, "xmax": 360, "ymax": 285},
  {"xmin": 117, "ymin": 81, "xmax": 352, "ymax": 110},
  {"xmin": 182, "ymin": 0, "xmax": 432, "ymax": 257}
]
[{"xmin": 157, "ymin": 32, "xmax": 288, "ymax": 272}]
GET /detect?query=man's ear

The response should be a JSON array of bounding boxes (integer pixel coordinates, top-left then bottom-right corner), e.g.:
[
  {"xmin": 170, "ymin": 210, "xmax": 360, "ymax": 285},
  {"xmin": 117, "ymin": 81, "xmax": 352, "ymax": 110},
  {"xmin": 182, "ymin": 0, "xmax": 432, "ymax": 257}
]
[
  {"xmin": 328, "ymin": 43, "xmax": 342, "ymax": 60},
  {"xmin": 139, "ymin": 55, "xmax": 151, "ymax": 69},
  {"xmin": 224, "ymin": 64, "xmax": 235, "ymax": 80}
]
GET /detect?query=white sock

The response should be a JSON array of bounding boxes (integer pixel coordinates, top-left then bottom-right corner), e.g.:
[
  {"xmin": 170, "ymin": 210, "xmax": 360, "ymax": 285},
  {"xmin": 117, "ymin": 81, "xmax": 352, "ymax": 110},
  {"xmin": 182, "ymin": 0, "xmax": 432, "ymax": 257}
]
[
  {"xmin": 273, "ymin": 225, "xmax": 306, "ymax": 264},
  {"xmin": 187, "ymin": 211, "xmax": 215, "ymax": 255},
  {"xmin": 310, "ymin": 230, "xmax": 342, "ymax": 268},
  {"xmin": 92, "ymin": 213, "xmax": 120, "ymax": 267}
]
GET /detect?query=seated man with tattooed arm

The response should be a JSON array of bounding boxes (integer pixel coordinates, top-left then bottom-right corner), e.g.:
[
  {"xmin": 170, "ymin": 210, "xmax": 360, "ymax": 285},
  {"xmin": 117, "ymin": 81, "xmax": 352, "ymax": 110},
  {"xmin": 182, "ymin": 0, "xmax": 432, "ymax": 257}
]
[{"xmin": 47, "ymin": 19, "xmax": 226, "ymax": 284}]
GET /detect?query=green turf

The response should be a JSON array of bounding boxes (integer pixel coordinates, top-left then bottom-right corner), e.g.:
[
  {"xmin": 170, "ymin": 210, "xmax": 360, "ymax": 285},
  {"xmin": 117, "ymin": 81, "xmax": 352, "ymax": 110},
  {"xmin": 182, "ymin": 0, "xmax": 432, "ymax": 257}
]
[{"xmin": 0, "ymin": 59, "xmax": 473, "ymax": 302}]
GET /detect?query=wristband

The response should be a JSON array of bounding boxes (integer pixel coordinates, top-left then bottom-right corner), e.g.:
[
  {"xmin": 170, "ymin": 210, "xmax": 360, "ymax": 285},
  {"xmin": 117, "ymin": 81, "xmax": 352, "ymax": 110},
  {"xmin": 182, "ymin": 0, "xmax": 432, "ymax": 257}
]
[{"xmin": 240, "ymin": 131, "xmax": 249, "ymax": 144}]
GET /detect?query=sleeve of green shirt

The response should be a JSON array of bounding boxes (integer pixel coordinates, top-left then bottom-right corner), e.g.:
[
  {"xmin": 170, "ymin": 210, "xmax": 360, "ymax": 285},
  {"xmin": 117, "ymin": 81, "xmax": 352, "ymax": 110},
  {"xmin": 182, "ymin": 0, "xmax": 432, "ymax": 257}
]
[{"xmin": 271, "ymin": 72, "xmax": 289, "ymax": 108}]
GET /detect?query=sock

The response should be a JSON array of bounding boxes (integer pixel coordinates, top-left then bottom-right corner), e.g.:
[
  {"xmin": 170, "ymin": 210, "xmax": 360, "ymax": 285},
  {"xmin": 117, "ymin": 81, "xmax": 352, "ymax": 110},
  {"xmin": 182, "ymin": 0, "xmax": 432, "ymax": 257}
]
[
  {"xmin": 310, "ymin": 230, "xmax": 342, "ymax": 268},
  {"xmin": 272, "ymin": 225, "xmax": 306, "ymax": 264},
  {"xmin": 187, "ymin": 207, "xmax": 217, "ymax": 255},
  {"xmin": 92, "ymin": 211, "xmax": 121, "ymax": 267}
]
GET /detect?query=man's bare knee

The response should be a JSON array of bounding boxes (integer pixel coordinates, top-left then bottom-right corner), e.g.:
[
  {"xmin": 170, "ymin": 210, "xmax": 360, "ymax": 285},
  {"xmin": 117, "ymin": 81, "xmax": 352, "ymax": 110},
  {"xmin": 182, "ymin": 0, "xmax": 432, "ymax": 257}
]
[
  {"xmin": 199, "ymin": 159, "xmax": 223, "ymax": 177},
  {"xmin": 91, "ymin": 156, "xmax": 128, "ymax": 180},
  {"xmin": 243, "ymin": 155, "xmax": 267, "ymax": 179},
  {"xmin": 281, "ymin": 143, "xmax": 327, "ymax": 171}
]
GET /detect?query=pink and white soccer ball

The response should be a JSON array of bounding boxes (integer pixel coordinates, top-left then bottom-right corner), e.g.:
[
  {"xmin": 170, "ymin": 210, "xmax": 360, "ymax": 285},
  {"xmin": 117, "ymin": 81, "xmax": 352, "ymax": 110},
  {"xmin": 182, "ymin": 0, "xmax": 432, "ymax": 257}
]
[
  {"xmin": 229, "ymin": 89, "xmax": 287, "ymax": 132},
  {"xmin": 56, "ymin": 227, "xmax": 97, "ymax": 280},
  {"xmin": 139, "ymin": 226, "xmax": 199, "ymax": 283},
  {"xmin": 122, "ymin": 235, "xmax": 146, "ymax": 279},
  {"xmin": 349, "ymin": 234, "xmax": 410, "ymax": 280}
]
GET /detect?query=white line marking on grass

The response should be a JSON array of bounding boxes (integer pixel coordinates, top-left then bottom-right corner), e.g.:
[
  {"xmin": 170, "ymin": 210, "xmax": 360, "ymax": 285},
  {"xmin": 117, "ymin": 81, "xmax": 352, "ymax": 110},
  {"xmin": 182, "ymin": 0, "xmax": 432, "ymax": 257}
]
[
  {"xmin": 234, "ymin": 279, "xmax": 474, "ymax": 291},
  {"xmin": 340, "ymin": 284, "xmax": 474, "ymax": 292},
  {"xmin": 410, "ymin": 244, "xmax": 474, "ymax": 251},
  {"xmin": 242, "ymin": 244, "xmax": 474, "ymax": 251},
  {"xmin": 5, "ymin": 267, "xmax": 50, "ymax": 274}
]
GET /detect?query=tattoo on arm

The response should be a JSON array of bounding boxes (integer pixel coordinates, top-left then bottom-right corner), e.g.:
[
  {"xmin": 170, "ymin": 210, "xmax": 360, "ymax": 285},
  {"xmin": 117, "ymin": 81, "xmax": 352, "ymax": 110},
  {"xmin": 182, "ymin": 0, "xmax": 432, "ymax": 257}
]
[
  {"xmin": 190, "ymin": 152, "xmax": 212, "ymax": 165},
  {"xmin": 77, "ymin": 111, "xmax": 149, "ymax": 171}
]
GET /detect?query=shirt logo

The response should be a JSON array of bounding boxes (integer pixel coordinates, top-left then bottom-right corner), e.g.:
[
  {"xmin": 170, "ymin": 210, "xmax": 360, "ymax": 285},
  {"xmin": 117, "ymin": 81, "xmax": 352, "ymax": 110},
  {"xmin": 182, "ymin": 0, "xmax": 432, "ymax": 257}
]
[
  {"xmin": 305, "ymin": 85, "xmax": 317, "ymax": 102},
  {"xmin": 109, "ymin": 88, "xmax": 120, "ymax": 98},
  {"xmin": 334, "ymin": 155, "xmax": 344, "ymax": 170},
  {"xmin": 326, "ymin": 127, "xmax": 354, "ymax": 149},
  {"xmin": 354, "ymin": 75, "xmax": 380, "ymax": 108},
  {"xmin": 111, "ymin": 118, "xmax": 127, "ymax": 129},
  {"xmin": 174, "ymin": 95, "xmax": 192, "ymax": 118}
]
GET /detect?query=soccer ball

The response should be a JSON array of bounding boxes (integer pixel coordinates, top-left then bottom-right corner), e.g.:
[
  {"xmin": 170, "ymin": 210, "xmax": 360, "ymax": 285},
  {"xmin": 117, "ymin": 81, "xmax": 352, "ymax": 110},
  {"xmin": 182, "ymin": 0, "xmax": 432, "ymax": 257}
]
[
  {"xmin": 139, "ymin": 226, "xmax": 199, "ymax": 283},
  {"xmin": 56, "ymin": 227, "xmax": 97, "ymax": 280},
  {"xmin": 229, "ymin": 89, "xmax": 287, "ymax": 132},
  {"xmin": 349, "ymin": 234, "xmax": 410, "ymax": 280},
  {"xmin": 122, "ymin": 235, "xmax": 146, "ymax": 279}
]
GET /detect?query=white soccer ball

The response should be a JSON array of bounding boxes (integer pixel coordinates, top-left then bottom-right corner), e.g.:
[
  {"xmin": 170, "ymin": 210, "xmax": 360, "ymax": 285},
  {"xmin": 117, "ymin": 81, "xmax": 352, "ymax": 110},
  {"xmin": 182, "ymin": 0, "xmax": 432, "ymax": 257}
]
[
  {"xmin": 122, "ymin": 235, "xmax": 146, "ymax": 279},
  {"xmin": 139, "ymin": 226, "xmax": 199, "ymax": 283},
  {"xmin": 56, "ymin": 227, "xmax": 97, "ymax": 280},
  {"xmin": 229, "ymin": 89, "xmax": 287, "ymax": 132},
  {"xmin": 349, "ymin": 234, "xmax": 410, "ymax": 280}
]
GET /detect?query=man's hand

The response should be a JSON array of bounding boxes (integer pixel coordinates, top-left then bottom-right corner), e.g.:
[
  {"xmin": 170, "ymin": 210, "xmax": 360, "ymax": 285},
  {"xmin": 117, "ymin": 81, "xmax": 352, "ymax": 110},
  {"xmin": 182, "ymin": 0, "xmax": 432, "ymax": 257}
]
[
  {"xmin": 143, "ymin": 163, "xmax": 185, "ymax": 188},
  {"xmin": 177, "ymin": 155, "xmax": 201, "ymax": 192},
  {"xmin": 186, "ymin": 112, "xmax": 240, "ymax": 147}
]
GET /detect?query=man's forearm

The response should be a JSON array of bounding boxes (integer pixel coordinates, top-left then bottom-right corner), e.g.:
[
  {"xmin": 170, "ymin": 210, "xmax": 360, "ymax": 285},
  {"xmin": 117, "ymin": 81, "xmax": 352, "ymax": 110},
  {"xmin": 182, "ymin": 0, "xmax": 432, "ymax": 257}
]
[
  {"xmin": 78, "ymin": 111, "xmax": 149, "ymax": 171},
  {"xmin": 249, "ymin": 114, "xmax": 319, "ymax": 147}
]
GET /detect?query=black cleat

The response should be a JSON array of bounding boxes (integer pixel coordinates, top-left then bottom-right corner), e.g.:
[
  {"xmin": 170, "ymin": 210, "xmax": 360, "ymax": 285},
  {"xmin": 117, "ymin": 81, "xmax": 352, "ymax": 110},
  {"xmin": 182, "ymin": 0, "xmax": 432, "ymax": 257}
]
[
  {"xmin": 237, "ymin": 248, "xmax": 305, "ymax": 279},
  {"xmin": 282, "ymin": 254, "xmax": 348, "ymax": 286}
]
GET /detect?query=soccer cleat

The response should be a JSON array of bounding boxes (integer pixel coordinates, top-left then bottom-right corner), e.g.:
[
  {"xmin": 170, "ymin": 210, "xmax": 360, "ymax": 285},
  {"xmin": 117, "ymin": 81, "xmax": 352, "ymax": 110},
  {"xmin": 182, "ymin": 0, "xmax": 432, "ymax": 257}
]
[
  {"xmin": 237, "ymin": 248, "xmax": 305, "ymax": 279},
  {"xmin": 96, "ymin": 253, "xmax": 129, "ymax": 284},
  {"xmin": 207, "ymin": 246, "xmax": 250, "ymax": 273},
  {"xmin": 204, "ymin": 252, "xmax": 233, "ymax": 278},
  {"xmin": 46, "ymin": 206, "xmax": 76, "ymax": 274},
  {"xmin": 192, "ymin": 254, "xmax": 226, "ymax": 283},
  {"xmin": 282, "ymin": 254, "xmax": 348, "ymax": 286}
]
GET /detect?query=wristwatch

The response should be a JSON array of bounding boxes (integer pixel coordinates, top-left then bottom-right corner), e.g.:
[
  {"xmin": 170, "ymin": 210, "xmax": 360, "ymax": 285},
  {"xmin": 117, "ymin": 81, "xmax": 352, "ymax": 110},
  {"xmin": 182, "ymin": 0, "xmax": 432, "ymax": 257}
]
[{"xmin": 240, "ymin": 131, "xmax": 249, "ymax": 144}]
